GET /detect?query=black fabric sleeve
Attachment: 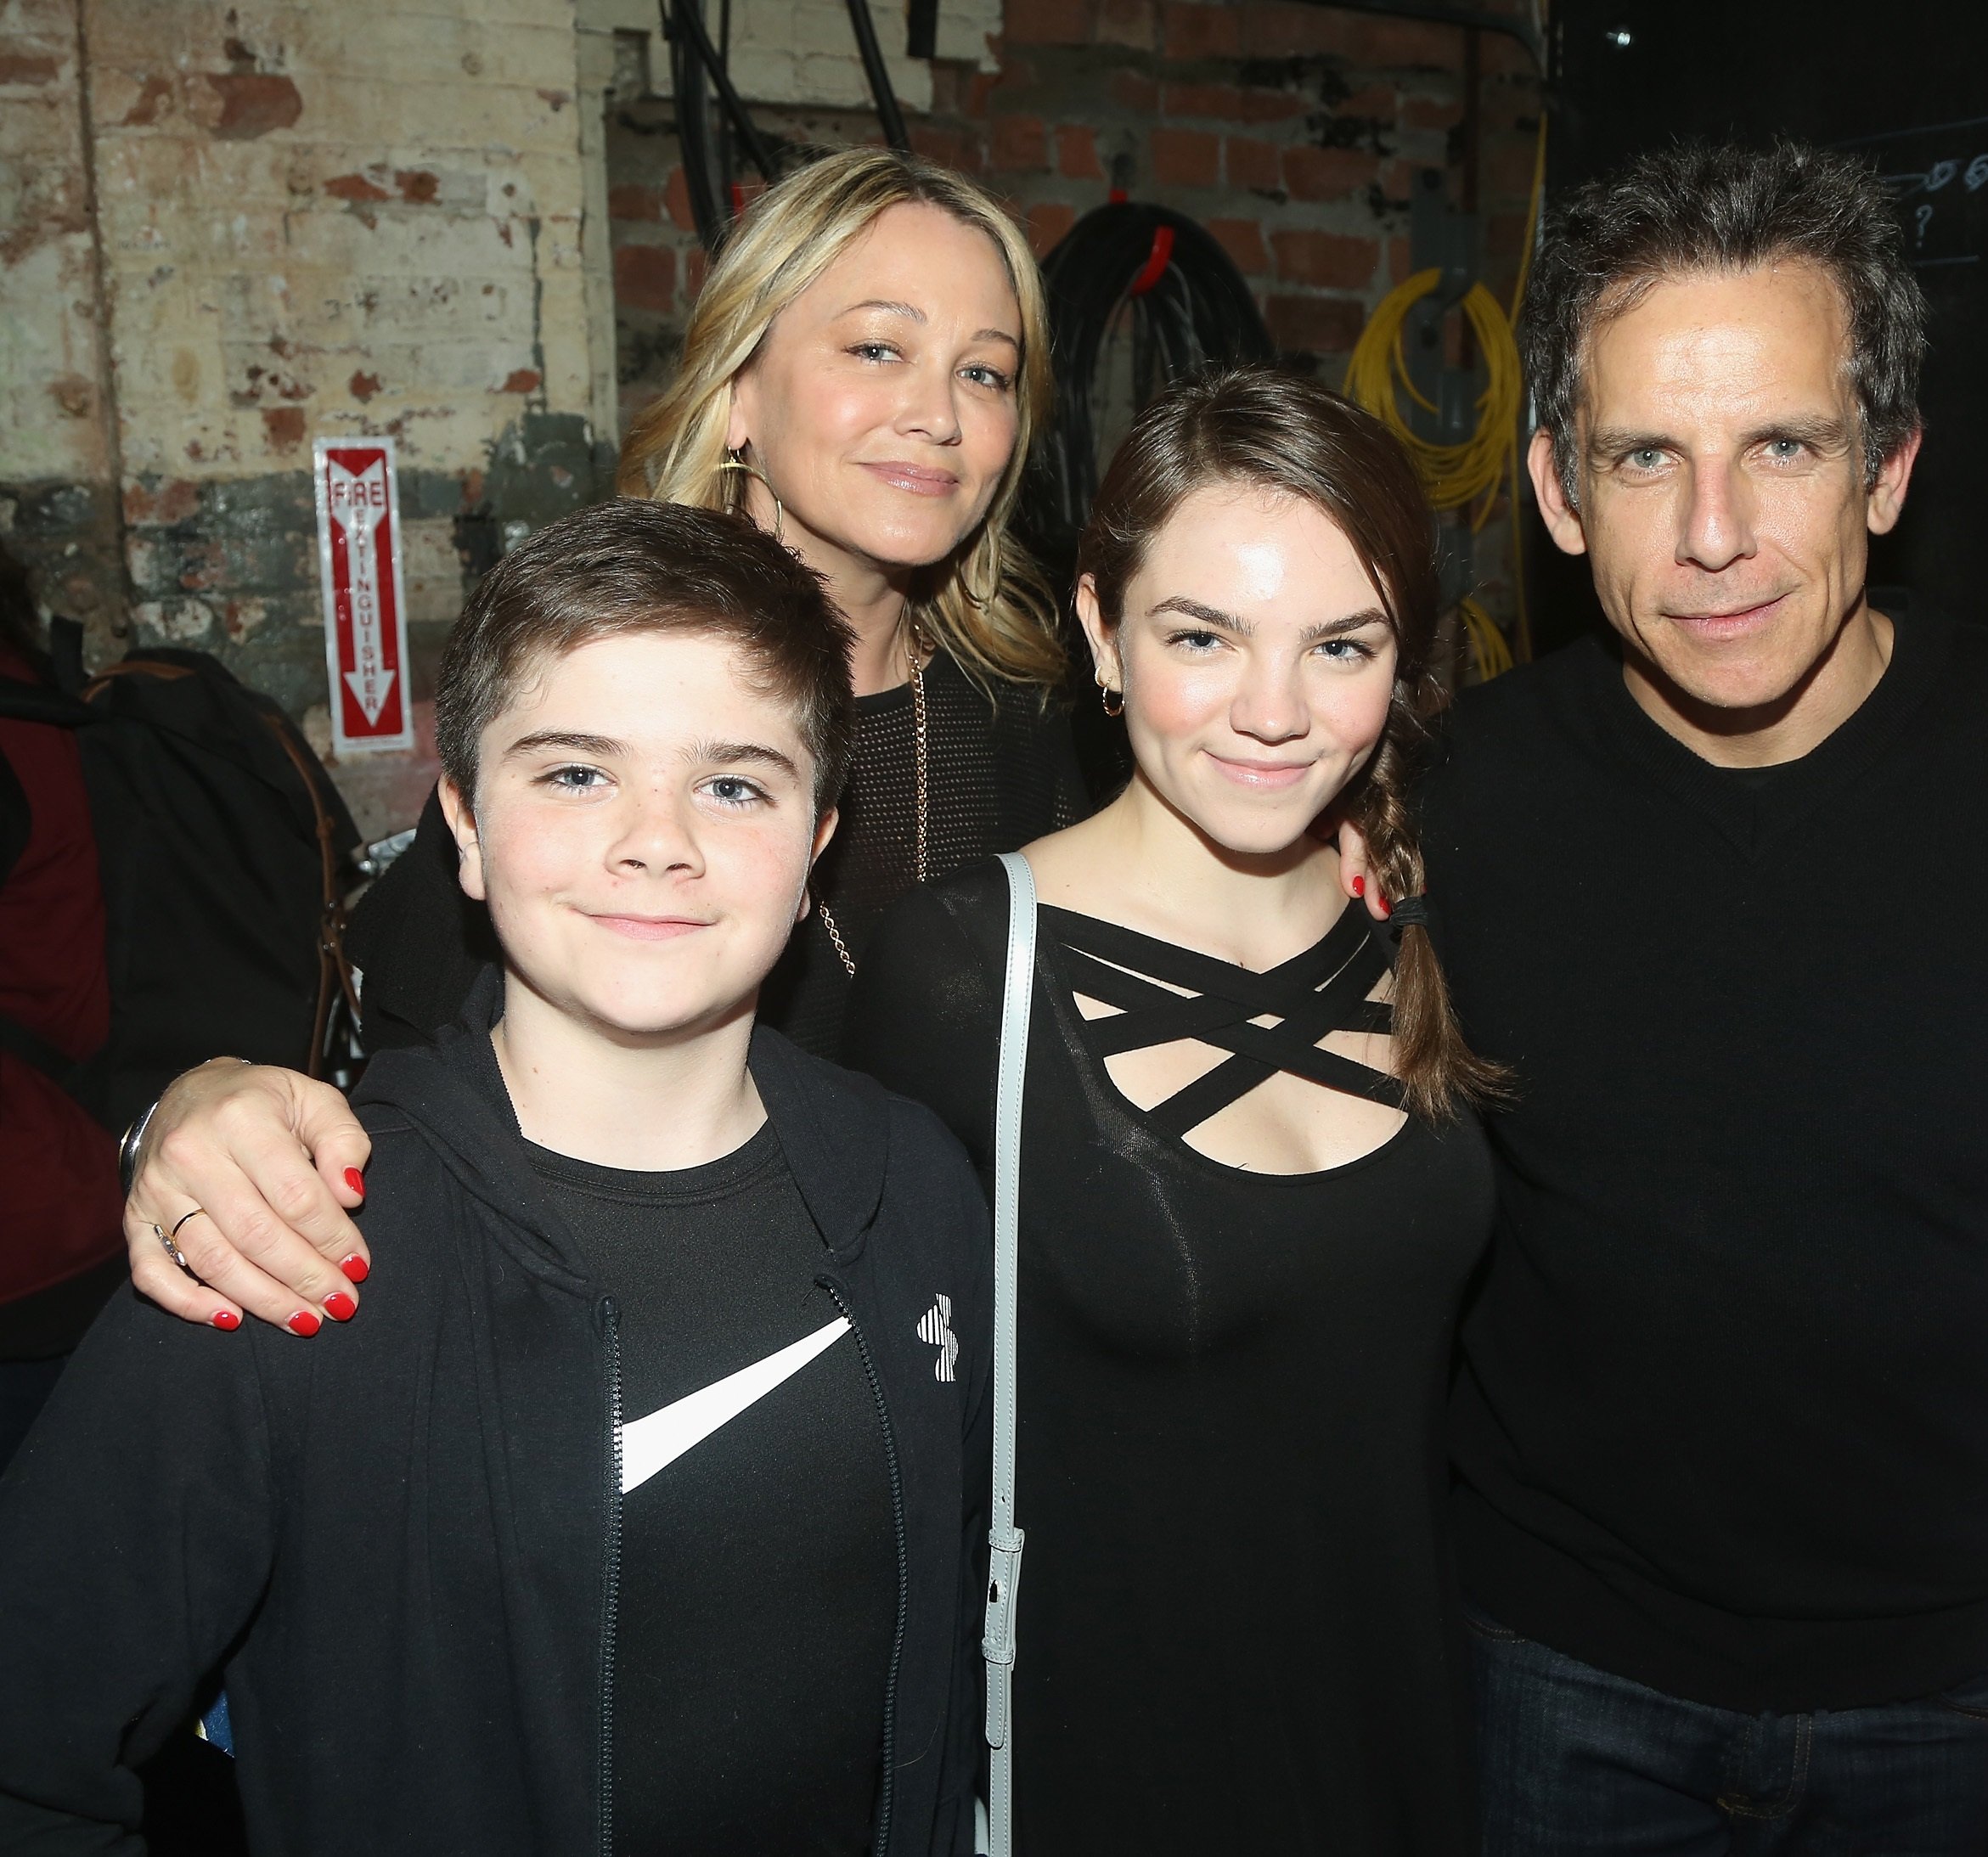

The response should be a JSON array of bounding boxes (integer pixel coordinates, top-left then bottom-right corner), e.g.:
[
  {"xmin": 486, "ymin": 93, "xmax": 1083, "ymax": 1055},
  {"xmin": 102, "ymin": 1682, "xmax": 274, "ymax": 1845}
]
[
  {"xmin": 986, "ymin": 682, "xmax": 1091, "ymax": 844},
  {"xmin": 0, "ymin": 1290, "xmax": 279, "ymax": 1852},
  {"xmin": 1405, "ymin": 706, "xmax": 1462, "ymax": 967},
  {"xmin": 346, "ymin": 786, "xmax": 497, "ymax": 1051},
  {"xmin": 853, "ymin": 894, "xmax": 1002, "ymax": 1844},
  {"xmin": 842, "ymin": 882, "xmax": 1003, "ymax": 1180}
]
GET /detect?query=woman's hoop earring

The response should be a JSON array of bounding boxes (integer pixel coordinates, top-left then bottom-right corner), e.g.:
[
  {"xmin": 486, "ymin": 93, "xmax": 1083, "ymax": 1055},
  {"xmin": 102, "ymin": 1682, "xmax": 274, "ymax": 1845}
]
[
  {"xmin": 1098, "ymin": 678, "xmax": 1125, "ymax": 718},
  {"xmin": 715, "ymin": 447, "xmax": 784, "ymax": 545}
]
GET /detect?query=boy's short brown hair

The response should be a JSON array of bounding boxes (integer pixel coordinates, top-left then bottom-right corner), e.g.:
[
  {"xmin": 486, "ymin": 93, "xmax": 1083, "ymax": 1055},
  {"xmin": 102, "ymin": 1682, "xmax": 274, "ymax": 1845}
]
[{"xmin": 435, "ymin": 498, "xmax": 856, "ymax": 809}]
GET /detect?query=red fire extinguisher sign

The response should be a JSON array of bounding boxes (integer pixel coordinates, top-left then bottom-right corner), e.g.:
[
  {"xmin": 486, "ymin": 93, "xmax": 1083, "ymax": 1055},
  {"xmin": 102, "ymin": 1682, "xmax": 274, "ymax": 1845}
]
[{"xmin": 313, "ymin": 438, "xmax": 414, "ymax": 753}]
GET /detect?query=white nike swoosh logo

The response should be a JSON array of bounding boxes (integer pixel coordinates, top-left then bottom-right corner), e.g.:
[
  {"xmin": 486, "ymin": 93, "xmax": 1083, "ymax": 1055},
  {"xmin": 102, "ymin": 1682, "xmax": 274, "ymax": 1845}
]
[{"xmin": 620, "ymin": 1315, "xmax": 851, "ymax": 1494}]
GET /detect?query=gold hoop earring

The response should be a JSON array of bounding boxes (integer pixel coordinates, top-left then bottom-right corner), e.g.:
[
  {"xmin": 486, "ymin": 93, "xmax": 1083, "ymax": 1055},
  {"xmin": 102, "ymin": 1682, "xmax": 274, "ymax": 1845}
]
[
  {"xmin": 715, "ymin": 447, "xmax": 784, "ymax": 545},
  {"xmin": 1098, "ymin": 678, "xmax": 1124, "ymax": 718}
]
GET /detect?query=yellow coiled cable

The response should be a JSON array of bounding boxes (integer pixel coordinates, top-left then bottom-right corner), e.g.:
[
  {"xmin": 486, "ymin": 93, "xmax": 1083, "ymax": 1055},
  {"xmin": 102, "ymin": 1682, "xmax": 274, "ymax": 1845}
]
[
  {"xmin": 1343, "ymin": 118, "xmax": 1547, "ymax": 677},
  {"xmin": 1343, "ymin": 273, "xmax": 1523, "ymax": 525},
  {"xmin": 1458, "ymin": 596, "xmax": 1513, "ymax": 679}
]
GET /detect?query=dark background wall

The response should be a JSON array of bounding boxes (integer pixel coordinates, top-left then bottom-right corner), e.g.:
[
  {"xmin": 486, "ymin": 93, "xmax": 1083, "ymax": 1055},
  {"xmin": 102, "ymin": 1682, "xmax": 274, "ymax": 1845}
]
[{"xmin": 1536, "ymin": 0, "xmax": 1985, "ymax": 647}]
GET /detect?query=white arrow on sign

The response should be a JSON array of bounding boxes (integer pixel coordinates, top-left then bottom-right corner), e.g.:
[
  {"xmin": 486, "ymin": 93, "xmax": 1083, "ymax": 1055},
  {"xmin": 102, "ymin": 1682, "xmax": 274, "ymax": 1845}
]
[{"xmin": 326, "ymin": 456, "xmax": 397, "ymax": 728}]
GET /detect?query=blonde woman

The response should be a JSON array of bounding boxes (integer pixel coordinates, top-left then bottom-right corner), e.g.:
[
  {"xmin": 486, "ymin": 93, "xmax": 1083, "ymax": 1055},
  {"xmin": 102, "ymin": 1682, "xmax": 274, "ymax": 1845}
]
[{"xmin": 125, "ymin": 148, "xmax": 1087, "ymax": 1332}]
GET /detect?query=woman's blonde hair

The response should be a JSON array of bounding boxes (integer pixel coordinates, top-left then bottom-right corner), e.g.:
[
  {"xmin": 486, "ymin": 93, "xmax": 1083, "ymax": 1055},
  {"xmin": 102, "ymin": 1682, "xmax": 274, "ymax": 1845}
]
[{"xmin": 617, "ymin": 147, "xmax": 1064, "ymax": 690}]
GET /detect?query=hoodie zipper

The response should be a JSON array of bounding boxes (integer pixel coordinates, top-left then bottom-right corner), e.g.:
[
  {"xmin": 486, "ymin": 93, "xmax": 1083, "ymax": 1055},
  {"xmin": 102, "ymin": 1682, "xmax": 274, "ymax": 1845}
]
[
  {"xmin": 823, "ymin": 1278, "xmax": 908, "ymax": 1857},
  {"xmin": 597, "ymin": 1295, "xmax": 623, "ymax": 1857}
]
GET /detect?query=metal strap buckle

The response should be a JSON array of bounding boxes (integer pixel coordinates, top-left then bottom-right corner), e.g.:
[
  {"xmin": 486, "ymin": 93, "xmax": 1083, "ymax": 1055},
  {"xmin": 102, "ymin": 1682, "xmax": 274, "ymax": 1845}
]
[{"xmin": 982, "ymin": 1529, "xmax": 1025, "ymax": 1746}]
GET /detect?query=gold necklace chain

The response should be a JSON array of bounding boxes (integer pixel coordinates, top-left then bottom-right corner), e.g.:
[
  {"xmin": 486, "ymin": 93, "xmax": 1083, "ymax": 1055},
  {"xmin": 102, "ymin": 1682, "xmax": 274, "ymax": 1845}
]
[{"xmin": 819, "ymin": 630, "xmax": 929, "ymax": 980}]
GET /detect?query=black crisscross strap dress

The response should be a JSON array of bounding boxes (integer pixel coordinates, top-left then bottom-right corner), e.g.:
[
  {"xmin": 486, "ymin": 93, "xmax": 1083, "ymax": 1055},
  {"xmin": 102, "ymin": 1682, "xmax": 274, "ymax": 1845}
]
[{"xmin": 846, "ymin": 859, "xmax": 1495, "ymax": 1856}]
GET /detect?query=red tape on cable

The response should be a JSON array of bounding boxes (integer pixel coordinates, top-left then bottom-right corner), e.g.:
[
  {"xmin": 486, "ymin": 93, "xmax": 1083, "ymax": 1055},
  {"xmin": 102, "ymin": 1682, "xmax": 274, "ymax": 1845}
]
[{"xmin": 1129, "ymin": 225, "xmax": 1174, "ymax": 296}]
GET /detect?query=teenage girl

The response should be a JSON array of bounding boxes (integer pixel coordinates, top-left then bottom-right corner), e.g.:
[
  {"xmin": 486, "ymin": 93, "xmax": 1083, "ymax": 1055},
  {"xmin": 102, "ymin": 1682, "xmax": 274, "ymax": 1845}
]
[{"xmin": 847, "ymin": 369, "xmax": 1503, "ymax": 1852}]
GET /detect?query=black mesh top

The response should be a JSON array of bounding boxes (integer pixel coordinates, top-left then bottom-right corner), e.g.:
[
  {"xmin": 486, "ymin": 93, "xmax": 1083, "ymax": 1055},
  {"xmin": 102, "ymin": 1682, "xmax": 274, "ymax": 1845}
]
[
  {"xmin": 845, "ymin": 860, "xmax": 1495, "ymax": 1854},
  {"xmin": 346, "ymin": 648, "xmax": 1087, "ymax": 1061},
  {"xmin": 761, "ymin": 646, "xmax": 1087, "ymax": 1056}
]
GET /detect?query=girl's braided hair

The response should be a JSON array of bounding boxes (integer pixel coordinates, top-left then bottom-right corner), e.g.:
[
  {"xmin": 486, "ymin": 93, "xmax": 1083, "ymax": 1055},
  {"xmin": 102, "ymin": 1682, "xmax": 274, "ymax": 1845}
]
[{"xmin": 1075, "ymin": 365, "xmax": 1508, "ymax": 1119}]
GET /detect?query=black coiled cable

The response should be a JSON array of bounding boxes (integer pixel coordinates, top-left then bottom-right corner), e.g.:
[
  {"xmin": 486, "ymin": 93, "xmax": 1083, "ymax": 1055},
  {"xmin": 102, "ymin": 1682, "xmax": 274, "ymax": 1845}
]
[
  {"xmin": 1022, "ymin": 202, "xmax": 1274, "ymax": 794},
  {"xmin": 1032, "ymin": 202, "xmax": 1276, "ymax": 546}
]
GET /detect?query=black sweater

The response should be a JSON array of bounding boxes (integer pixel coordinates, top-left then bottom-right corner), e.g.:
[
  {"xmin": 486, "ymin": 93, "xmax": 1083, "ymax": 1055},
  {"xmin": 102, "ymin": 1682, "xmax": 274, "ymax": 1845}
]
[
  {"xmin": 0, "ymin": 988, "xmax": 993, "ymax": 1855},
  {"xmin": 1428, "ymin": 606, "xmax": 1988, "ymax": 1712}
]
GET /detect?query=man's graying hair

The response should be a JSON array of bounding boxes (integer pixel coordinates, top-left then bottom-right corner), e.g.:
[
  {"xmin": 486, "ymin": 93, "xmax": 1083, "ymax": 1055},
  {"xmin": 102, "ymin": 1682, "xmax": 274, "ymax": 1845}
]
[{"xmin": 1523, "ymin": 140, "xmax": 1927, "ymax": 504}]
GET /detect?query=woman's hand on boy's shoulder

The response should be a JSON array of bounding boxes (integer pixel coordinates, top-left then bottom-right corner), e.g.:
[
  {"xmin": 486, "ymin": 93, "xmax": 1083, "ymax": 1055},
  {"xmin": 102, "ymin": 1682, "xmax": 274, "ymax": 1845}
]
[{"xmin": 125, "ymin": 1059, "xmax": 373, "ymax": 1336}]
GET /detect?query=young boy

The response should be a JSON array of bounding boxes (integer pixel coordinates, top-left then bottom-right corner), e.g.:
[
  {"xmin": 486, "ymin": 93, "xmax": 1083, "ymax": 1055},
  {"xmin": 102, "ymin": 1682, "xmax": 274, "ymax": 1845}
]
[{"xmin": 0, "ymin": 500, "xmax": 992, "ymax": 1856}]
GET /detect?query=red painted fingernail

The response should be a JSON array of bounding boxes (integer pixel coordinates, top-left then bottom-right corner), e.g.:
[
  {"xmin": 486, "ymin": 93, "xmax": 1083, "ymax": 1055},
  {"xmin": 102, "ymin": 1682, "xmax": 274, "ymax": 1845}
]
[
  {"xmin": 324, "ymin": 1291, "xmax": 357, "ymax": 1323},
  {"xmin": 344, "ymin": 1167, "xmax": 366, "ymax": 1199},
  {"xmin": 340, "ymin": 1252, "xmax": 369, "ymax": 1283},
  {"xmin": 1375, "ymin": 892, "xmax": 1393, "ymax": 917},
  {"xmin": 211, "ymin": 1309, "xmax": 240, "ymax": 1331},
  {"xmin": 287, "ymin": 1310, "xmax": 321, "ymax": 1337},
  {"xmin": 1350, "ymin": 875, "xmax": 1366, "ymax": 897}
]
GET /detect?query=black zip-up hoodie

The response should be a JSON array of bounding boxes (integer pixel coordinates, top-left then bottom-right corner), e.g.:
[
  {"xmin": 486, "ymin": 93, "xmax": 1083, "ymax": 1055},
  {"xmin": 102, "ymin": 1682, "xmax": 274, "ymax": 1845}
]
[{"xmin": 0, "ymin": 989, "xmax": 993, "ymax": 1856}]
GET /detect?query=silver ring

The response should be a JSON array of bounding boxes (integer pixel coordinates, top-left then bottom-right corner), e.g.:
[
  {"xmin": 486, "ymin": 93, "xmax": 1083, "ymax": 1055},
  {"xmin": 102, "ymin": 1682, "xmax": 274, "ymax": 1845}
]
[{"xmin": 153, "ymin": 1222, "xmax": 192, "ymax": 1274}]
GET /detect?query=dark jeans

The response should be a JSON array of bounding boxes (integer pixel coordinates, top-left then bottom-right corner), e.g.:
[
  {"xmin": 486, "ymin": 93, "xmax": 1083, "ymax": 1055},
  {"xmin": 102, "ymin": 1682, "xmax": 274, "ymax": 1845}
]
[{"xmin": 1467, "ymin": 1605, "xmax": 1988, "ymax": 1855}]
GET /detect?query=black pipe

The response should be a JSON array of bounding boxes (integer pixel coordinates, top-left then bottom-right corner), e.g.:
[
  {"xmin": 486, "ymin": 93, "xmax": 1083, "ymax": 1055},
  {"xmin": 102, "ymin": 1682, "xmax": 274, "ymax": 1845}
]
[
  {"xmin": 670, "ymin": 0, "xmax": 779, "ymax": 181},
  {"xmin": 716, "ymin": 0, "xmax": 736, "ymax": 217},
  {"xmin": 666, "ymin": 7, "xmax": 724, "ymax": 249},
  {"xmin": 844, "ymin": 0, "xmax": 912, "ymax": 153}
]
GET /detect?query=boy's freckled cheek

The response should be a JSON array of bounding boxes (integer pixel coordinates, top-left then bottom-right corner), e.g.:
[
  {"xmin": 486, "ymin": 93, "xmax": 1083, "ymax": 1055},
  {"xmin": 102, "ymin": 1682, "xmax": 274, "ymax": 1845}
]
[
  {"xmin": 725, "ymin": 824, "xmax": 809, "ymax": 895},
  {"xmin": 480, "ymin": 802, "xmax": 605, "ymax": 899}
]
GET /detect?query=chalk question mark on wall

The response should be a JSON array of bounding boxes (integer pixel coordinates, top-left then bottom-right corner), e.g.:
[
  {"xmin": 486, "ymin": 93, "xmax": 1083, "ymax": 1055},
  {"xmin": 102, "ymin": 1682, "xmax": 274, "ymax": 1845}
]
[{"xmin": 1916, "ymin": 204, "xmax": 1934, "ymax": 245}]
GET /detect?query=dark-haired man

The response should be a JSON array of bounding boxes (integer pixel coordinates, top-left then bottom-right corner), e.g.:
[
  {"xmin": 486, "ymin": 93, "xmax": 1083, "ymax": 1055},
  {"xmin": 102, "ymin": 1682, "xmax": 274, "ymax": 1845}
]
[
  {"xmin": 1409, "ymin": 143, "xmax": 1988, "ymax": 1849},
  {"xmin": 0, "ymin": 500, "xmax": 990, "ymax": 1855}
]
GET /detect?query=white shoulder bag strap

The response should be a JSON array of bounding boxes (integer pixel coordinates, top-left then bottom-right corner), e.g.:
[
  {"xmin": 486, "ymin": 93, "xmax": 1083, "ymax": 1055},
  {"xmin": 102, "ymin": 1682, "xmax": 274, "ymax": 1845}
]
[{"xmin": 983, "ymin": 850, "xmax": 1037, "ymax": 1857}]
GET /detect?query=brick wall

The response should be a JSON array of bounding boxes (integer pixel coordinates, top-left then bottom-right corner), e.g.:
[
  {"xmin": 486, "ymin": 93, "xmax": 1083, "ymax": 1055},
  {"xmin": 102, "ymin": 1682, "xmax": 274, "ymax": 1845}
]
[
  {"xmin": 609, "ymin": 0, "xmax": 1542, "ymax": 435},
  {"xmin": 607, "ymin": 0, "xmax": 1542, "ymax": 627},
  {"xmin": 0, "ymin": 0, "xmax": 123, "ymax": 644},
  {"xmin": 2, "ymin": 0, "xmax": 1540, "ymax": 830},
  {"xmin": 0, "ymin": 0, "xmax": 616, "ymax": 830},
  {"xmin": 582, "ymin": 0, "xmax": 1002, "ymax": 116}
]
